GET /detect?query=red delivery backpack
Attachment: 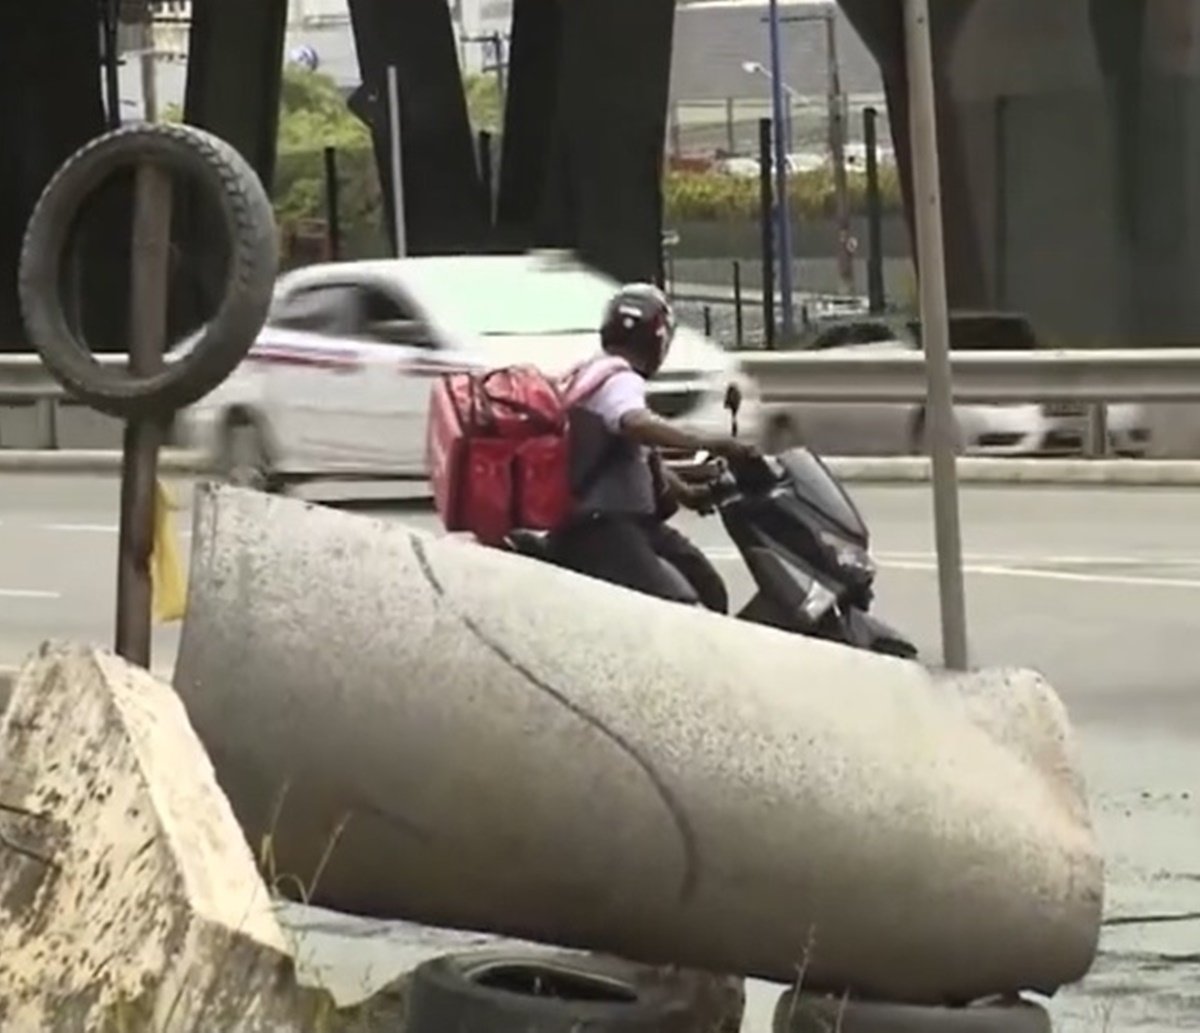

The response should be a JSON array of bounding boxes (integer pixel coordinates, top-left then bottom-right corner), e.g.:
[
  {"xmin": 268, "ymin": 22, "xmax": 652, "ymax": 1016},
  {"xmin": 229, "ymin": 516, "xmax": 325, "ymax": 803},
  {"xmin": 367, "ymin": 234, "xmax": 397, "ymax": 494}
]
[{"xmin": 427, "ymin": 357, "xmax": 629, "ymax": 545}]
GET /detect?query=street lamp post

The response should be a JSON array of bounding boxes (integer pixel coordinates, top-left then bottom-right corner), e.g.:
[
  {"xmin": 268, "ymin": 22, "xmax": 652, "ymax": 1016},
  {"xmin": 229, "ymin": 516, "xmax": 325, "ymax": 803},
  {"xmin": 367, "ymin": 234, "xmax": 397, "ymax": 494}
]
[
  {"xmin": 741, "ymin": 61, "xmax": 797, "ymax": 154},
  {"xmin": 766, "ymin": 0, "xmax": 796, "ymax": 342}
]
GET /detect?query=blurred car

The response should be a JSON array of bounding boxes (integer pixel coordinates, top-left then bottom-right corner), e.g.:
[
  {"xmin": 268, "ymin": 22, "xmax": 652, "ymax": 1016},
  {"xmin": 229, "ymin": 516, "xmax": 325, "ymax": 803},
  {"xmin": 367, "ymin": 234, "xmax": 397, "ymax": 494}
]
[
  {"xmin": 179, "ymin": 252, "xmax": 762, "ymax": 489},
  {"xmin": 759, "ymin": 311, "xmax": 1148, "ymax": 457}
]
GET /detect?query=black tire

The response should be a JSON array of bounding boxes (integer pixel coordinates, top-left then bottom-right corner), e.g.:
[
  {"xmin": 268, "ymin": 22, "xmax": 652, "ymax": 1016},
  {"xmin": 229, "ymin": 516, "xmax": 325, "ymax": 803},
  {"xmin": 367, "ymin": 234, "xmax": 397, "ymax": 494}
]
[
  {"xmin": 18, "ymin": 122, "xmax": 278, "ymax": 421},
  {"xmin": 774, "ymin": 991, "xmax": 1052, "ymax": 1033},
  {"xmin": 405, "ymin": 948, "xmax": 744, "ymax": 1033}
]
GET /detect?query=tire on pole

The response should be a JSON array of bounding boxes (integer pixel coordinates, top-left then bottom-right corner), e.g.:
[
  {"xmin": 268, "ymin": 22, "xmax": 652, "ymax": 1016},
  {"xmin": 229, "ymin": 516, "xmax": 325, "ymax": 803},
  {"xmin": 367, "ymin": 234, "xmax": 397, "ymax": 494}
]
[{"xmin": 18, "ymin": 123, "xmax": 278, "ymax": 420}]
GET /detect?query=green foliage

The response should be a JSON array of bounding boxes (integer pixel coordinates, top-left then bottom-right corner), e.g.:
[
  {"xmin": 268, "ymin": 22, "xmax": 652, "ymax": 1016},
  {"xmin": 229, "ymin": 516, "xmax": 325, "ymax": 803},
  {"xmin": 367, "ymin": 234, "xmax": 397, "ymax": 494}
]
[
  {"xmin": 663, "ymin": 162, "xmax": 905, "ymax": 222},
  {"xmin": 464, "ymin": 72, "xmax": 503, "ymax": 133}
]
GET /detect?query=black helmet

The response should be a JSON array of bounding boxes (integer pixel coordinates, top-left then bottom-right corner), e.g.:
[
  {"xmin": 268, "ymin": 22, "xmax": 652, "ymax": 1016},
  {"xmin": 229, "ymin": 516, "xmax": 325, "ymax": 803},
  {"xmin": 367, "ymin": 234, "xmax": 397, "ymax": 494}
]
[{"xmin": 600, "ymin": 283, "xmax": 676, "ymax": 373}]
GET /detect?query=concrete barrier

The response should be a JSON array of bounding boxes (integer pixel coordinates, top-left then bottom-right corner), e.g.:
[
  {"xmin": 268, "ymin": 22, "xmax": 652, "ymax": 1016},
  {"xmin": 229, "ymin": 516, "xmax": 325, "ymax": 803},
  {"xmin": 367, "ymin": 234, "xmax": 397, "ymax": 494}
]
[
  {"xmin": 0, "ymin": 644, "xmax": 310, "ymax": 1031},
  {"xmin": 173, "ymin": 484, "xmax": 1104, "ymax": 1007}
]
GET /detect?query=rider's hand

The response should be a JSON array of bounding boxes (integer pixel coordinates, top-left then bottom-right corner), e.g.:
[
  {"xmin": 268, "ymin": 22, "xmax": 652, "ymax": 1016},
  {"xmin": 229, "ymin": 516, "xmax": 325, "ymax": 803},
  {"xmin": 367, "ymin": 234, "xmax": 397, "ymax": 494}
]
[
  {"xmin": 711, "ymin": 436, "xmax": 760, "ymax": 463},
  {"xmin": 678, "ymin": 483, "xmax": 716, "ymax": 515}
]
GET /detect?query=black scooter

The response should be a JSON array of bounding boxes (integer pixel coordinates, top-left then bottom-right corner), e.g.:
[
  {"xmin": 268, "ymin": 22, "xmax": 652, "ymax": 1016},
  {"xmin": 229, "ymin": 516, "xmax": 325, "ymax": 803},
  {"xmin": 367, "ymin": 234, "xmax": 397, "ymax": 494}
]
[{"xmin": 505, "ymin": 386, "xmax": 918, "ymax": 660}]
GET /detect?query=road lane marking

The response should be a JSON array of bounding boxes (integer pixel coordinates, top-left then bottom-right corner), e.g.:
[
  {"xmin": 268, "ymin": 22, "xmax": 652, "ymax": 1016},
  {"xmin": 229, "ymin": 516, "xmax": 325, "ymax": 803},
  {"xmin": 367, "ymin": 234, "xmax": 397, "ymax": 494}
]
[
  {"xmin": 702, "ymin": 549, "xmax": 1200, "ymax": 589},
  {"xmin": 0, "ymin": 588, "xmax": 60, "ymax": 600},
  {"xmin": 884, "ymin": 559, "xmax": 1200, "ymax": 591}
]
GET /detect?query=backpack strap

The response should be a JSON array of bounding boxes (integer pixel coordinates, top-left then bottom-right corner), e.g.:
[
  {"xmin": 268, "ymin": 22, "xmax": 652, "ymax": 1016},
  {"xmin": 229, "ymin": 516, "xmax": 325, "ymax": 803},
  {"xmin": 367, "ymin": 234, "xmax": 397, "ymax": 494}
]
[{"xmin": 559, "ymin": 355, "xmax": 631, "ymax": 407}]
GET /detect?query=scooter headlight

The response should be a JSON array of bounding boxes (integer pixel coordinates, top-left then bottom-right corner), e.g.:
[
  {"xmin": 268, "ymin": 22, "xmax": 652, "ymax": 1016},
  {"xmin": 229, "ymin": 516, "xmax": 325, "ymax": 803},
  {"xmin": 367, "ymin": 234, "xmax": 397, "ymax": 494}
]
[
  {"xmin": 802, "ymin": 579, "xmax": 838, "ymax": 622},
  {"xmin": 819, "ymin": 530, "xmax": 876, "ymax": 578}
]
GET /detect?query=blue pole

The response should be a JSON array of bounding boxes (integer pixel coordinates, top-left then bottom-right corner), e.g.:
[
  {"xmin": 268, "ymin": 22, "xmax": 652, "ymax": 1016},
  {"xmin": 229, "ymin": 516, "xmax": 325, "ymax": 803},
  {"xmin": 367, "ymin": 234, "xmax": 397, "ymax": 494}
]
[
  {"xmin": 767, "ymin": 0, "xmax": 796, "ymax": 340},
  {"xmin": 768, "ymin": 0, "xmax": 796, "ymax": 340}
]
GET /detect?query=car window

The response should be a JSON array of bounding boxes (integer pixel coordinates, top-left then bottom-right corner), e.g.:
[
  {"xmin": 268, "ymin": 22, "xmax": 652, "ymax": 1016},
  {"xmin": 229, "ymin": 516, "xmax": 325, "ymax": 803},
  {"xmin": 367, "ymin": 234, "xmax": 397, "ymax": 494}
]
[
  {"xmin": 355, "ymin": 286, "xmax": 436, "ymax": 349},
  {"xmin": 907, "ymin": 316, "xmax": 1039, "ymax": 351},
  {"xmin": 810, "ymin": 321, "xmax": 896, "ymax": 350},
  {"xmin": 269, "ymin": 285, "xmax": 360, "ymax": 334}
]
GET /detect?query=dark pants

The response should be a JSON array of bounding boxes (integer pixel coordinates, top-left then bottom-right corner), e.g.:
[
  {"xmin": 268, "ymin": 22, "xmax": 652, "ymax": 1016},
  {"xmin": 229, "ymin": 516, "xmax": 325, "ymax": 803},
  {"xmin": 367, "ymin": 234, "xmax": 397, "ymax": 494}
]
[{"xmin": 551, "ymin": 515, "xmax": 729, "ymax": 614}]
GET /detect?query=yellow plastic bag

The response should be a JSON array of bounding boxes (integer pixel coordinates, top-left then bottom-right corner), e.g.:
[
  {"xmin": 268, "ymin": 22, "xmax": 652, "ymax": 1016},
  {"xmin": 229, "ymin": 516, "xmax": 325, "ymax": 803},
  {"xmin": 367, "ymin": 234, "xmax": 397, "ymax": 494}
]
[{"xmin": 152, "ymin": 479, "xmax": 188, "ymax": 623}]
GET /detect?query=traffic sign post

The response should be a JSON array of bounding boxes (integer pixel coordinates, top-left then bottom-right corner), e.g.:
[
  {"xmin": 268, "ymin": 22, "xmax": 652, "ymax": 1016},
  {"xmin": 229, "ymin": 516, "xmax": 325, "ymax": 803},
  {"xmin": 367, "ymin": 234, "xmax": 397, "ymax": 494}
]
[{"xmin": 904, "ymin": 0, "xmax": 969, "ymax": 671}]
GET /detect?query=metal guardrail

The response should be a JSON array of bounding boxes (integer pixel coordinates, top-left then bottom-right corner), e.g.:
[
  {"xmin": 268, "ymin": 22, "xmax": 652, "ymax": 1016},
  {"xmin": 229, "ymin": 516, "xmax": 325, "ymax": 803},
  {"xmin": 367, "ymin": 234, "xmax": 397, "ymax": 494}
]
[
  {"xmin": 5, "ymin": 347, "xmax": 1200, "ymax": 450},
  {"xmin": 736, "ymin": 348, "xmax": 1200, "ymax": 404}
]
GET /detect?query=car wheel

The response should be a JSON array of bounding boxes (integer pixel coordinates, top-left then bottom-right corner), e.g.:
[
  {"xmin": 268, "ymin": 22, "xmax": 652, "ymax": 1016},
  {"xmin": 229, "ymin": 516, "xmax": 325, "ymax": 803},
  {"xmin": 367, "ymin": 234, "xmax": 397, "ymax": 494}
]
[
  {"xmin": 404, "ymin": 948, "xmax": 745, "ymax": 1033},
  {"xmin": 218, "ymin": 417, "xmax": 278, "ymax": 493},
  {"xmin": 774, "ymin": 990, "xmax": 1052, "ymax": 1033}
]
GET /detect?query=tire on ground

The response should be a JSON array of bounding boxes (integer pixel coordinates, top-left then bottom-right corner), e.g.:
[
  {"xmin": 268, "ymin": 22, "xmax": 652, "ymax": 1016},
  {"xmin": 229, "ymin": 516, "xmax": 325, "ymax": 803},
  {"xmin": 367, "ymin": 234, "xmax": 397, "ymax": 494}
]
[
  {"xmin": 404, "ymin": 948, "xmax": 745, "ymax": 1033},
  {"xmin": 773, "ymin": 989, "xmax": 1052, "ymax": 1033},
  {"xmin": 18, "ymin": 122, "xmax": 277, "ymax": 420}
]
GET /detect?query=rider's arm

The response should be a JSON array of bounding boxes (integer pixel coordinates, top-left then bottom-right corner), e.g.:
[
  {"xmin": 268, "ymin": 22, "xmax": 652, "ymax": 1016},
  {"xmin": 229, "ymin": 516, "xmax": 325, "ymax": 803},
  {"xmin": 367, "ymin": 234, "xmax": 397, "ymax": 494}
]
[{"xmin": 618, "ymin": 408, "xmax": 743, "ymax": 456}]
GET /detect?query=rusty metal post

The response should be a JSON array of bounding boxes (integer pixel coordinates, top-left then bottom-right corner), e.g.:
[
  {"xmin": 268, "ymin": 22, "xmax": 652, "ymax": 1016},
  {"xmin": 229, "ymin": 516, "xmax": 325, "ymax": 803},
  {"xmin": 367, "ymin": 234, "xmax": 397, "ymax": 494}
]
[{"xmin": 115, "ymin": 163, "xmax": 174, "ymax": 668}]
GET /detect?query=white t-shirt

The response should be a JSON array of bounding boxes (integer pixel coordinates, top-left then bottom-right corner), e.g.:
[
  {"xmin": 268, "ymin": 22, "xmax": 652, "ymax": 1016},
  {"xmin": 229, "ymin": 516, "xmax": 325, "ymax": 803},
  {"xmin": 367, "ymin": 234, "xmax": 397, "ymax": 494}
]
[{"xmin": 578, "ymin": 367, "xmax": 649, "ymax": 433}]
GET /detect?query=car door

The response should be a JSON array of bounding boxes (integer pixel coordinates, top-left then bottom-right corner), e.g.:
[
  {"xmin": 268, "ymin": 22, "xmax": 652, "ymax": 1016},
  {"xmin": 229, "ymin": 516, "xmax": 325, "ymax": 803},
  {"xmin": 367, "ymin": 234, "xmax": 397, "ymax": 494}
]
[
  {"xmin": 258, "ymin": 283, "xmax": 370, "ymax": 468},
  {"xmin": 346, "ymin": 283, "xmax": 479, "ymax": 474}
]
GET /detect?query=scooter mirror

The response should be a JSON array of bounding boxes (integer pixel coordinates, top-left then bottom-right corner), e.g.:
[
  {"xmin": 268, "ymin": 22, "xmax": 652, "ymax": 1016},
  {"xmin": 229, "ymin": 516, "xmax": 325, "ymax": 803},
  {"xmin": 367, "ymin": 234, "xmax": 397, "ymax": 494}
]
[{"xmin": 724, "ymin": 383, "xmax": 743, "ymax": 417}]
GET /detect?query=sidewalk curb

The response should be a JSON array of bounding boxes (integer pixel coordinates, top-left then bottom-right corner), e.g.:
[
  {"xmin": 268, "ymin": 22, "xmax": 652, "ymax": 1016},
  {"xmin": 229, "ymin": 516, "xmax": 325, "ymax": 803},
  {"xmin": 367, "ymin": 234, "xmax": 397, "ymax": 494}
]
[
  {"xmin": 0, "ymin": 449, "xmax": 209, "ymax": 474},
  {"xmin": 823, "ymin": 456, "xmax": 1200, "ymax": 486}
]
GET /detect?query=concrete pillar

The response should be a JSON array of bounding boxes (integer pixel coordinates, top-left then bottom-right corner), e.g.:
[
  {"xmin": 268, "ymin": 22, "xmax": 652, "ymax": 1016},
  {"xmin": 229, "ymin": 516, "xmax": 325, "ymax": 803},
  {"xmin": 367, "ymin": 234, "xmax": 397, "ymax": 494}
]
[
  {"xmin": 174, "ymin": 485, "xmax": 1103, "ymax": 1006},
  {"xmin": 0, "ymin": 644, "xmax": 314, "ymax": 1031}
]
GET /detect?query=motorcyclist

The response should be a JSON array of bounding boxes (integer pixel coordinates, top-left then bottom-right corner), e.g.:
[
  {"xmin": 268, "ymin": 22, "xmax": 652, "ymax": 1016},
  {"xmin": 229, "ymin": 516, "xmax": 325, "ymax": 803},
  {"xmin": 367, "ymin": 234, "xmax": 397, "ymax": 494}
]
[{"xmin": 550, "ymin": 283, "xmax": 758, "ymax": 613}]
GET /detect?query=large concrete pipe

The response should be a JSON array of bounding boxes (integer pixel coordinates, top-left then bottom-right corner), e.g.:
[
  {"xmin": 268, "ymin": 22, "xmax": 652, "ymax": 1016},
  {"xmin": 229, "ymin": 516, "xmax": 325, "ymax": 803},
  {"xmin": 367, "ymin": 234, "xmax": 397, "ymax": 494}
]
[{"xmin": 173, "ymin": 485, "xmax": 1102, "ymax": 1006}]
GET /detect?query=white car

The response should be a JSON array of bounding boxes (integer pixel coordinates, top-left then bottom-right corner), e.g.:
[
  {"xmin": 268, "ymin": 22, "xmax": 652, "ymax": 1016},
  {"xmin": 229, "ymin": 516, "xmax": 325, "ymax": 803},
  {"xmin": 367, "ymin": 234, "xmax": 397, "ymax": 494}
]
[
  {"xmin": 760, "ymin": 313, "xmax": 1148, "ymax": 457},
  {"xmin": 180, "ymin": 252, "xmax": 762, "ymax": 489}
]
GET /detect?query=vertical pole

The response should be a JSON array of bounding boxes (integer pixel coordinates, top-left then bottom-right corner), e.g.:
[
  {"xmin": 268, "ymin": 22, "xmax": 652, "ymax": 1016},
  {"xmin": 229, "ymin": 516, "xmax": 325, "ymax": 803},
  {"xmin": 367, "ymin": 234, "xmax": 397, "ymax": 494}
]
[
  {"xmin": 993, "ymin": 95, "xmax": 1009, "ymax": 307},
  {"xmin": 491, "ymin": 31, "xmax": 507, "ymax": 110},
  {"xmin": 102, "ymin": 0, "xmax": 122, "ymax": 130},
  {"xmin": 733, "ymin": 260, "xmax": 745, "ymax": 348},
  {"xmin": 864, "ymin": 107, "xmax": 885, "ymax": 313},
  {"xmin": 116, "ymin": 163, "xmax": 174, "ymax": 669},
  {"xmin": 386, "ymin": 65, "xmax": 408, "ymax": 258},
  {"xmin": 670, "ymin": 104, "xmax": 682, "ymax": 159},
  {"xmin": 767, "ymin": 0, "xmax": 795, "ymax": 341},
  {"xmin": 904, "ymin": 0, "xmax": 968, "ymax": 671},
  {"xmin": 758, "ymin": 117, "xmax": 777, "ymax": 350},
  {"xmin": 323, "ymin": 146, "xmax": 341, "ymax": 260},
  {"xmin": 826, "ymin": 12, "xmax": 853, "ymax": 295},
  {"xmin": 726, "ymin": 97, "xmax": 736, "ymax": 154},
  {"xmin": 703, "ymin": 305, "xmax": 713, "ymax": 338},
  {"xmin": 478, "ymin": 130, "xmax": 495, "ymax": 224}
]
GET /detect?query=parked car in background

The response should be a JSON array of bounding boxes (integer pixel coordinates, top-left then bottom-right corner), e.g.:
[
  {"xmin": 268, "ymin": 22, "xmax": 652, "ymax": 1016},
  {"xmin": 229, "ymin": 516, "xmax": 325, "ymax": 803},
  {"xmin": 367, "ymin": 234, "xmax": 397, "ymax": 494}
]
[
  {"xmin": 179, "ymin": 252, "xmax": 763, "ymax": 490},
  {"xmin": 758, "ymin": 311, "xmax": 1149, "ymax": 457}
]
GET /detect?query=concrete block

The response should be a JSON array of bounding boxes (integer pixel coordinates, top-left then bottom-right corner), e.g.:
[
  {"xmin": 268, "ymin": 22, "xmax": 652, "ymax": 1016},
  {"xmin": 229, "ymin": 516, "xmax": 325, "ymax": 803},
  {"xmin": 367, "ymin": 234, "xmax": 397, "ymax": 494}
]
[
  {"xmin": 0, "ymin": 644, "xmax": 310, "ymax": 1032},
  {"xmin": 174, "ymin": 485, "xmax": 1104, "ymax": 1007}
]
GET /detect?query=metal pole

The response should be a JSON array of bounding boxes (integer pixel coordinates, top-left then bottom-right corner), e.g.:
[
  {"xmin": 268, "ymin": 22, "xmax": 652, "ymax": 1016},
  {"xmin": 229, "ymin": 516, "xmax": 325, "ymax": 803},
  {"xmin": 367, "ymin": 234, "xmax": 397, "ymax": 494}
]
[
  {"xmin": 703, "ymin": 305, "xmax": 713, "ymax": 338},
  {"xmin": 904, "ymin": 0, "xmax": 968, "ymax": 671},
  {"xmin": 102, "ymin": 0, "xmax": 122, "ymax": 130},
  {"xmin": 491, "ymin": 32, "xmax": 507, "ymax": 110},
  {"xmin": 758, "ymin": 118, "xmax": 777, "ymax": 350},
  {"xmin": 478, "ymin": 130, "xmax": 494, "ymax": 224},
  {"xmin": 733, "ymin": 260, "xmax": 745, "ymax": 348},
  {"xmin": 767, "ymin": 0, "xmax": 796, "ymax": 341},
  {"xmin": 826, "ymin": 11, "xmax": 854, "ymax": 295},
  {"xmin": 323, "ymin": 146, "xmax": 341, "ymax": 260},
  {"xmin": 386, "ymin": 65, "xmax": 408, "ymax": 258},
  {"xmin": 726, "ymin": 97, "xmax": 736, "ymax": 154},
  {"xmin": 864, "ymin": 107, "xmax": 885, "ymax": 313},
  {"xmin": 116, "ymin": 163, "xmax": 174, "ymax": 669}
]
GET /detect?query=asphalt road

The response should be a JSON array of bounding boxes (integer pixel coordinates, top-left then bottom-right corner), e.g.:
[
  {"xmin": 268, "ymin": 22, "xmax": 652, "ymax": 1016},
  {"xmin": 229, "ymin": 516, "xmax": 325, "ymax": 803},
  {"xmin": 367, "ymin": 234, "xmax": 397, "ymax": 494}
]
[{"xmin": 1, "ymin": 474, "xmax": 1198, "ymax": 1030}]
